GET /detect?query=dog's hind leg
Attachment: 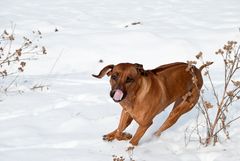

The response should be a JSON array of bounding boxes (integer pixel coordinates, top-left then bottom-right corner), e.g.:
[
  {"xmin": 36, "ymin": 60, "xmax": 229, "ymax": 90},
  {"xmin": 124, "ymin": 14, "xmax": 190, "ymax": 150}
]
[{"xmin": 154, "ymin": 88, "xmax": 200, "ymax": 136}]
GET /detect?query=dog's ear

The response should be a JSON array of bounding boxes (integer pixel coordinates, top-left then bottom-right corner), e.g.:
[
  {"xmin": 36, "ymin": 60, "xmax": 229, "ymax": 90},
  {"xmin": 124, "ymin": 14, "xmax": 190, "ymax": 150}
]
[
  {"xmin": 135, "ymin": 63, "xmax": 147, "ymax": 76},
  {"xmin": 92, "ymin": 64, "xmax": 114, "ymax": 78}
]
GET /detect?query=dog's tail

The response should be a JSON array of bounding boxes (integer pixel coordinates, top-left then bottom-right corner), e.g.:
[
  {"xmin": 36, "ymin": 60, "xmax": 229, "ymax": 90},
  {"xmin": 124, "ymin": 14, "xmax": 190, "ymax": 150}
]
[{"xmin": 199, "ymin": 62, "xmax": 213, "ymax": 71}]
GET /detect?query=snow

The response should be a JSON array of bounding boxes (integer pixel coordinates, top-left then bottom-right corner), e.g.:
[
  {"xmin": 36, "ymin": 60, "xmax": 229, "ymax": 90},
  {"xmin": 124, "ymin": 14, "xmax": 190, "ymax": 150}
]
[{"xmin": 0, "ymin": 0, "xmax": 240, "ymax": 161}]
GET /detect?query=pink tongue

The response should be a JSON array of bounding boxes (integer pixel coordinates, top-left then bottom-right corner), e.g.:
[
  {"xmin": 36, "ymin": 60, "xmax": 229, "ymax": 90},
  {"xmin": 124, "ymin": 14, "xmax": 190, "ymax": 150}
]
[{"xmin": 113, "ymin": 89, "xmax": 124, "ymax": 101}]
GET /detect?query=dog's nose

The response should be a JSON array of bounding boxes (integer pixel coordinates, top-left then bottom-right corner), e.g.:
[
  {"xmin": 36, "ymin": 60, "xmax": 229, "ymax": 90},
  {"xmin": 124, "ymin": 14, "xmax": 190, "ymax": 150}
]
[{"xmin": 110, "ymin": 90, "xmax": 115, "ymax": 98}]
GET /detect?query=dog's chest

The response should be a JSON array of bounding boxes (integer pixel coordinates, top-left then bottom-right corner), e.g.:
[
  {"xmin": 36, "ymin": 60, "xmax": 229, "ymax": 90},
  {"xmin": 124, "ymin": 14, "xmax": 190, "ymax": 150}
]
[{"xmin": 122, "ymin": 104, "xmax": 150, "ymax": 126}]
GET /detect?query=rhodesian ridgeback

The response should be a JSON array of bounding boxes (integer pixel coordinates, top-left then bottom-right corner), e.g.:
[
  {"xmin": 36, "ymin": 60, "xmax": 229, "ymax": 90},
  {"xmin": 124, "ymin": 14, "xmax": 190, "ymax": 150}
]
[{"xmin": 92, "ymin": 62, "xmax": 210, "ymax": 145}]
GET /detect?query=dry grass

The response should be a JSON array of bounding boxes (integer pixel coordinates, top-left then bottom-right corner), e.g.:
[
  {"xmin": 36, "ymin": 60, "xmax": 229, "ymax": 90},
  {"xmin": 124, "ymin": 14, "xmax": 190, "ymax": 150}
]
[
  {"xmin": 185, "ymin": 41, "xmax": 240, "ymax": 146},
  {"xmin": 0, "ymin": 24, "xmax": 47, "ymax": 92}
]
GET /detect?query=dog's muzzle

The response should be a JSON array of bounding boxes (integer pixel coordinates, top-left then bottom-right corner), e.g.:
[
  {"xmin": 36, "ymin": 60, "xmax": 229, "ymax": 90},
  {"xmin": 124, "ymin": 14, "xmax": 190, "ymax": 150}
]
[{"xmin": 110, "ymin": 89, "xmax": 125, "ymax": 102}]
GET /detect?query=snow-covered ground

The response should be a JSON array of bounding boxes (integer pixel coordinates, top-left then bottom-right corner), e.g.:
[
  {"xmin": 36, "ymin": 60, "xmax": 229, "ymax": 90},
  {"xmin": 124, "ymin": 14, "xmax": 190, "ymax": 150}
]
[{"xmin": 0, "ymin": 0, "xmax": 240, "ymax": 161}]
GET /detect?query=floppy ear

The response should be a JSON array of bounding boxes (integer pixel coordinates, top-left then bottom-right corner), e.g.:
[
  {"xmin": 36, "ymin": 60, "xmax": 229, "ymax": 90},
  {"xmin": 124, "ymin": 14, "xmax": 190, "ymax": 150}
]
[
  {"xmin": 135, "ymin": 63, "xmax": 147, "ymax": 76},
  {"xmin": 92, "ymin": 64, "xmax": 114, "ymax": 78}
]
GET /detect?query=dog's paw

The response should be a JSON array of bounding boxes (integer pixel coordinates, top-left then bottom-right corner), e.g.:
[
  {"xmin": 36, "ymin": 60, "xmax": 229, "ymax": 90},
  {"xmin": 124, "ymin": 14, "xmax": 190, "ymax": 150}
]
[
  {"xmin": 129, "ymin": 139, "xmax": 138, "ymax": 146},
  {"xmin": 103, "ymin": 131, "xmax": 132, "ymax": 142},
  {"xmin": 117, "ymin": 132, "xmax": 132, "ymax": 141},
  {"xmin": 103, "ymin": 134, "xmax": 115, "ymax": 142}
]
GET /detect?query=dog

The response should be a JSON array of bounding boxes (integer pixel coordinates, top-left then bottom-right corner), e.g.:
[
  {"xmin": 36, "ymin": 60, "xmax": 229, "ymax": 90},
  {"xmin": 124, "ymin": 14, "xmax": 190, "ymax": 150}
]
[{"xmin": 92, "ymin": 62, "xmax": 211, "ymax": 145}]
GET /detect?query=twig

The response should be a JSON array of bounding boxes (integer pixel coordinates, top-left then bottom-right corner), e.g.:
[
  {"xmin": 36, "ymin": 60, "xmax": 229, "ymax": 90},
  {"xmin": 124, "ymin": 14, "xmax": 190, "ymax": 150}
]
[
  {"xmin": 187, "ymin": 41, "xmax": 240, "ymax": 146},
  {"xmin": 4, "ymin": 75, "xmax": 19, "ymax": 92},
  {"xmin": 213, "ymin": 115, "xmax": 240, "ymax": 137}
]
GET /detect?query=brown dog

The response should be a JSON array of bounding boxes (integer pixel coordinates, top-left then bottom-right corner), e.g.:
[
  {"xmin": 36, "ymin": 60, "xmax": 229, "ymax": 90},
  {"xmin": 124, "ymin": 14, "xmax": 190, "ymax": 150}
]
[{"xmin": 92, "ymin": 62, "xmax": 210, "ymax": 145}]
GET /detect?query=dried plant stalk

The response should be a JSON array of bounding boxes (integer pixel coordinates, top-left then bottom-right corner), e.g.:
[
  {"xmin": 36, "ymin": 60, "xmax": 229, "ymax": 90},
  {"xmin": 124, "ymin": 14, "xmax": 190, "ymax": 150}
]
[
  {"xmin": 185, "ymin": 41, "xmax": 240, "ymax": 146},
  {"xmin": 0, "ymin": 25, "xmax": 47, "ymax": 92}
]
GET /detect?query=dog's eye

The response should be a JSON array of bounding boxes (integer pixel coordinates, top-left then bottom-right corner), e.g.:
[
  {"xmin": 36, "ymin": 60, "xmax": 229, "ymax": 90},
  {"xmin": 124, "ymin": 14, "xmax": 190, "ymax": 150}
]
[
  {"xmin": 111, "ymin": 75, "xmax": 118, "ymax": 81},
  {"xmin": 126, "ymin": 77, "xmax": 134, "ymax": 83}
]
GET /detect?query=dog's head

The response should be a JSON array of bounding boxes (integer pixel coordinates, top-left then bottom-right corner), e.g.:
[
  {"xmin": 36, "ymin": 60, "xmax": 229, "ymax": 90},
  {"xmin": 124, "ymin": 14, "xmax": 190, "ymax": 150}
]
[{"xmin": 92, "ymin": 63, "xmax": 146, "ymax": 102}]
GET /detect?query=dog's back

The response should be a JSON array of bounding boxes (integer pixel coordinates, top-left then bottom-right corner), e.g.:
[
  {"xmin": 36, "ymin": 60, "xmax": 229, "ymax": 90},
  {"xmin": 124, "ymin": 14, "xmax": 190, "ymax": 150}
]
[
  {"xmin": 151, "ymin": 62, "xmax": 203, "ymax": 89},
  {"xmin": 151, "ymin": 62, "xmax": 187, "ymax": 74}
]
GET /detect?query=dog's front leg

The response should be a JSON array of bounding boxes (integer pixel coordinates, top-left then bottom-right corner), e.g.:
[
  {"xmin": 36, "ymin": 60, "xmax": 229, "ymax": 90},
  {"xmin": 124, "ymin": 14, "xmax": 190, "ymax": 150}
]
[
  {"xmin": 130, "ymin": 122, "xmax": 152, "ymax": 146},
  {"xmin": 103, "ymin": 110, "xmax": 133, "ymax": 142}
]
